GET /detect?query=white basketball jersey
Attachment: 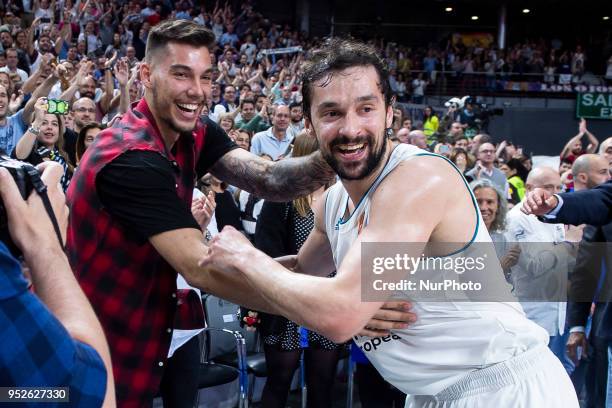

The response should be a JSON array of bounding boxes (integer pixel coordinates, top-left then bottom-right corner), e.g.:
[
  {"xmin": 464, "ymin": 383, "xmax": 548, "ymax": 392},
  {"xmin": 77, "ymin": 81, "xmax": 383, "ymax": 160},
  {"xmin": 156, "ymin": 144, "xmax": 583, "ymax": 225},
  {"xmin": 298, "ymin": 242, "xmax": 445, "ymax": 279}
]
[{"xmin": 324, "ymin": 144, "xmax": 548, "ymax": 395}]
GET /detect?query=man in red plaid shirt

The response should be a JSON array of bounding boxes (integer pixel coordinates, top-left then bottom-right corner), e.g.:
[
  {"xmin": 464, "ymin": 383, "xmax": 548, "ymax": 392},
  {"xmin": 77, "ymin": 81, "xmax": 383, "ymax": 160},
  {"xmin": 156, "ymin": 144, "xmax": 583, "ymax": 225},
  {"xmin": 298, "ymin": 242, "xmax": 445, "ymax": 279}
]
[
  {"xmin": 64, "ymin": 19, "xmax": 337, "ymax": 406},
  {"xmin": 67, "ymin": 19, "xmax": 413, "ymax": 406}
]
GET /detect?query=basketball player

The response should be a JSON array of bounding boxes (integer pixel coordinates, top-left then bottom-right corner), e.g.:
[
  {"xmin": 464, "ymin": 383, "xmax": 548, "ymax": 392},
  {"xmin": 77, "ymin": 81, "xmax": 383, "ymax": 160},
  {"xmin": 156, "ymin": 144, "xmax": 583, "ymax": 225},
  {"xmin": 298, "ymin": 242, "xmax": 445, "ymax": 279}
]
[{"xmin": 200, "ymin": 39, "xmax": 578, "ymax": 407}]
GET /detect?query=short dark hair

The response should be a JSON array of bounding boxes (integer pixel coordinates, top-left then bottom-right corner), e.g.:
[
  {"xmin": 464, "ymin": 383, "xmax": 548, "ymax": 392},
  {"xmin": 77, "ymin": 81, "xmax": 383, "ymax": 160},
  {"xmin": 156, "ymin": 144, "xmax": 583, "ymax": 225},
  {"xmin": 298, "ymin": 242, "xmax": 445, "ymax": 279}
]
[
  {"xmin": 289, "ymin": 101, "xmax": 301, "ymax": 111},
  {"xmin": 145, "ymin": 20, "xmax": 215, "ymax": 63},
  {"xmin": 301, "ymin": 38, "xmax": 392, "ymax": 120},
  {"xmin": 240, "ymin": 98, "xmax": 255, "ymax": 109}
]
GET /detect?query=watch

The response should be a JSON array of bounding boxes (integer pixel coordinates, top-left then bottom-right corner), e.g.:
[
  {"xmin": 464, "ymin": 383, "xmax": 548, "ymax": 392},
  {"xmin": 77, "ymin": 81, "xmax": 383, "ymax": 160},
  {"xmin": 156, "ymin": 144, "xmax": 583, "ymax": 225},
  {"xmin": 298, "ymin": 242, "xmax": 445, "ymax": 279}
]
[{"xmin": 28, "ymin": 126, "xmax": 40, "ymax": 136}]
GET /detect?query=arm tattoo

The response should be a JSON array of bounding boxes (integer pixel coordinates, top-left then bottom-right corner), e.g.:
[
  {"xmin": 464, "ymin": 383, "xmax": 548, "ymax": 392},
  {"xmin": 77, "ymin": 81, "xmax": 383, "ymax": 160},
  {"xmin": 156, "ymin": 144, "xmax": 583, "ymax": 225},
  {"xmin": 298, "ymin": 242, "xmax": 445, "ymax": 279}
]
[{"xmin": 210, "ymin": 149, "xmax": 335, "ymax": 202}]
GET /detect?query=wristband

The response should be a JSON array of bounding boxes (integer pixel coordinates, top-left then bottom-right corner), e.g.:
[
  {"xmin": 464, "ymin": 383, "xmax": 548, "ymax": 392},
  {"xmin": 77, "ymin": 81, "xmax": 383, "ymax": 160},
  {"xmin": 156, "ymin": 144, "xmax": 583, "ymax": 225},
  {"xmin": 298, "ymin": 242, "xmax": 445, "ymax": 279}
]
[{"xmin": 28, "ymin": 126, "xmax": 41, "ymax": 136}]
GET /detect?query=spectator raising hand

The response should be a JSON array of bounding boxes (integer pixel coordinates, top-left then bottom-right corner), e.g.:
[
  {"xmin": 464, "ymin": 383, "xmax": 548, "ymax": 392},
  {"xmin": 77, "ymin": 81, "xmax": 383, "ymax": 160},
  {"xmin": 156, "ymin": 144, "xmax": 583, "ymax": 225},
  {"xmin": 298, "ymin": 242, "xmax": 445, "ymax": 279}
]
[{"xmin": 191, "ymin": 191, "xmax": 217, "ymax": 232}]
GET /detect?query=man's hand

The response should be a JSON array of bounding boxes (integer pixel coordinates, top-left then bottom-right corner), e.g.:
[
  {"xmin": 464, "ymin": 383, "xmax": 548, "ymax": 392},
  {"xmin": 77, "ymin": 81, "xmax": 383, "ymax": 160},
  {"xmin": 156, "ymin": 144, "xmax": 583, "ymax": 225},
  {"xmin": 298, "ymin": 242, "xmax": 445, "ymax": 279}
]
[
  {"xmin": 0, "ymin": 162, "xmax": 68, "ymax": 255},
  {"xmin": 104, "ymin": 52, "xmax": 117, "ymax": 70},
  {"xmin": 8, "ymin": 90, "xmax": 24, "ymax": 114},
  {"xmin": 500, "ymin": 244, "xmax": 521, "ymax": 270},
  {"xmin": 199, "ymin": 226, "xmax": 256, "ymax": 272},
  {"xmin": 75, "ymin": 60, "xmax": 93, "ymax": 83},
  {"xmin": 521, "ymin": 188, "xmax": 559, "ymax": 216},
  {"xmin": 358, "ymin": 301, "xmax": 416, "ymax": 337},
  {"xmin": 566, "ymin": 331, "xmax": 587, "ymax": 365},
  {"xmin": 114, "ymin": 58, "xmax": 129, "ymax": 87},
  {"xmin": 579, "ymin": 118, "xmax": 587, "ymax": 135}
]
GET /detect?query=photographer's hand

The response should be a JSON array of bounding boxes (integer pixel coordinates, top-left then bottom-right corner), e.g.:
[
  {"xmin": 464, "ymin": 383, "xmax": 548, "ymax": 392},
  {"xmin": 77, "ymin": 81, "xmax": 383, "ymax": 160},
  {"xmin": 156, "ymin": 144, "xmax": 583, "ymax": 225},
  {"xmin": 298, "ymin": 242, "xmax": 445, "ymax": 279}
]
[{"xmin": 0, "ymin": 161, "xmax": 68, "ymax": 255}]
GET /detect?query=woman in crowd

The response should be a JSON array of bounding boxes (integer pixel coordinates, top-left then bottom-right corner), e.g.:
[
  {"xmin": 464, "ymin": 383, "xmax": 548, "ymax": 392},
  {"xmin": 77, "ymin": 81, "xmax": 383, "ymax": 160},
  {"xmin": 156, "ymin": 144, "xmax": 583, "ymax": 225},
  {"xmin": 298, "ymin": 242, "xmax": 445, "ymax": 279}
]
[
  {"xmin": 218, "ymin": 112, "xmax": 235, "ymax": 134},
  {"xmin": 253, "ymin": 133, "xmax": 342, "ymax": 408},
  {"xmin": 470, "ymin": 179, "xmax": 519, "ymax": 282},
  {"xmin": 500, "ymin": 157, "xmax": 529, "ymax": 205},
  {"xmin": 229, "ymin": 128, "xmax": 251, "ymax": 151},
  {"xmin": 75, "ymin": 122, "xmax": 103, "ymax": 164},
  {"xmin": 13, "ymin": 97, "xmax": 73, "ymax": 191},
  {"xmin": 197, "ymin": 173, "xmax": 242, "ymax": 234},
  {"xmin": 450, "ymin": 147, "xmax": 474, "ymax": 176},
  {"xmin": 422, "ymin": 105, "xmax": 439, "ymax": 142}
]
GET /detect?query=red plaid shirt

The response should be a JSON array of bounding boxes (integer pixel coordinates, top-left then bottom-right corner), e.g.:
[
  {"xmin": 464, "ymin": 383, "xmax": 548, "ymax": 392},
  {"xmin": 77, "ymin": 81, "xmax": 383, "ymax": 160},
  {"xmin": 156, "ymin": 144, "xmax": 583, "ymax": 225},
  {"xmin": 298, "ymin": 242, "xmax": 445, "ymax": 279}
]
[{"xmin": 67, "ymin": 99, "xmax": 206, "ymax": 407}]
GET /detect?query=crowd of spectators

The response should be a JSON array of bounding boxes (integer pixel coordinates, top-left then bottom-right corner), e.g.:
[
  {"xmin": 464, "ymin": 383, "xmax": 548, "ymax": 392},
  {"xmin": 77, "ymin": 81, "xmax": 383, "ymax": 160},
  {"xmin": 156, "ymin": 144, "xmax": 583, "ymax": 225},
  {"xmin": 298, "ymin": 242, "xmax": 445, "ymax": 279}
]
[{"xmin": 1, "ymin": 0, "xmax": 611, "ymax": 406}]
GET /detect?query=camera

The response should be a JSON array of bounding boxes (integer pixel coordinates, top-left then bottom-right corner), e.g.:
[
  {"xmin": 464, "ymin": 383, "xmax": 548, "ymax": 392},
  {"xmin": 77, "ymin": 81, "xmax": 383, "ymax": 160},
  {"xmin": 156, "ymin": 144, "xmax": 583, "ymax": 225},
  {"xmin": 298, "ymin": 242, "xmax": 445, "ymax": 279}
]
[
  {"xmin": 449, "ymin": 95, "xmax": 504, "ymax": 134},
  {"xmin": 472, "ymin": 101, "xmax": 504, "ymax": 132},
  {"xmin": 0, "ymin": 154, "xmax": 39, "ymax": 256}
]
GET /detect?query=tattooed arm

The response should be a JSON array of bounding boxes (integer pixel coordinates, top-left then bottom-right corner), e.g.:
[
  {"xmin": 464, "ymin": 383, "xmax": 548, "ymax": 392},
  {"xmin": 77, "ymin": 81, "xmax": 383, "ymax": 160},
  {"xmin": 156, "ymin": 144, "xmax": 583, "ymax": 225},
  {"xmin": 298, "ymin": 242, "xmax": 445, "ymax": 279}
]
[{"xmin": 210, "ymin": 148, "xmax": 335, "ymax": 202}]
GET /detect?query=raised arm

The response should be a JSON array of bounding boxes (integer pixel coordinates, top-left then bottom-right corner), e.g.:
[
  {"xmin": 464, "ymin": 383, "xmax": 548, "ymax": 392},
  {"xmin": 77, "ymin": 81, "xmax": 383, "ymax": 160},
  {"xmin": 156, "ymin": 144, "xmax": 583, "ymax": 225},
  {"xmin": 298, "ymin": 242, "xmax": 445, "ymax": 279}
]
[
  {"xmin": 98, "ymin": 57, "xmax": 116, "ymax": 115},
  {"xmin": 210, "ymin": 147, "xmax": 334, "ymax": 202},
  {"xmin": 114, "ymin": 58, "xmax": 130, "ymax": 114},
  {"xmin": 561, "ymin": 119, "xmax": 589, "ymax": 158},
  {"xmin": 582, "ymin": 119, "xmax": 599, "ymax": 153},
  {"xmin": 60, "ymin": 60, "xmax": 93, "ymax": 103}
]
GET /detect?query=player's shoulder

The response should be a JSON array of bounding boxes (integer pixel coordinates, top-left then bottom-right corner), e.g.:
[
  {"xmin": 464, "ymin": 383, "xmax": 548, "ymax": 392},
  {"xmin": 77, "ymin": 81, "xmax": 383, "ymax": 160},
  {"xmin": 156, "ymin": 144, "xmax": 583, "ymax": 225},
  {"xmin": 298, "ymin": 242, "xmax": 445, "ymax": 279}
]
[{"xmin": 385, "ymin": 150, "xmax": 461, "ymax": 190}]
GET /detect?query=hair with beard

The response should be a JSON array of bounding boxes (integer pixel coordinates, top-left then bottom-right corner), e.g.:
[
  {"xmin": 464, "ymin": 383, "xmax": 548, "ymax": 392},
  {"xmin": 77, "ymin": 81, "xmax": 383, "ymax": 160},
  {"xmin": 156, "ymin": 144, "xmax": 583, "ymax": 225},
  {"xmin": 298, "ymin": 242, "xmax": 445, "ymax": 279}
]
[
  {"xmin": 322, "ymin": 129, "xmax": 388, "ymax": 181},
  {"xmin": 301, "ymin": 38, "xmax": 393, "ymax": 121}
]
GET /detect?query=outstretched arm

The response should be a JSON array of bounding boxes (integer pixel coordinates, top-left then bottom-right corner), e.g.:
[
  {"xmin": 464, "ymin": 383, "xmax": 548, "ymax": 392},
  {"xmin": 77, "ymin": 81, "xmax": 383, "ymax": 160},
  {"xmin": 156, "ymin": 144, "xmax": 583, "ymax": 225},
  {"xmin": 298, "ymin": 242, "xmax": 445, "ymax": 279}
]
[
  {"xmin": 202, "ymin": 157, "xmax": 450, "ymax": 342},
  {"xmin": 522, "ymin": 183, "xmax": 612, "ymax": 226},
  {"xmin": 210, "ymin": 147, "xmax": 335, "ymax": 202}
]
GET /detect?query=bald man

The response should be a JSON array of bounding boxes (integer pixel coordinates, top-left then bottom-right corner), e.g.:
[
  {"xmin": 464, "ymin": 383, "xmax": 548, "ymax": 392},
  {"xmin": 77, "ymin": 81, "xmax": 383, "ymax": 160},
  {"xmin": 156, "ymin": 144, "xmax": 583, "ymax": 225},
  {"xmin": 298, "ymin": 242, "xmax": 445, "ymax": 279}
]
[
  {"xmin": 396, "ymin": 127, "xmax": 410, "ymax": 144},
  {"xmin": 572, "ymin": 154, "xmax": 611, "ymax": 191},
  {"xmin": 505, "ymin": 166, "xmax": 579, "ymax": 374},
  {"xmin": 600, "ymin": 137, "xmax": 612, "ymax": 174},
  {"xmin": 407, "ymin": 130, "xmax": 428, "ymax": 150}
]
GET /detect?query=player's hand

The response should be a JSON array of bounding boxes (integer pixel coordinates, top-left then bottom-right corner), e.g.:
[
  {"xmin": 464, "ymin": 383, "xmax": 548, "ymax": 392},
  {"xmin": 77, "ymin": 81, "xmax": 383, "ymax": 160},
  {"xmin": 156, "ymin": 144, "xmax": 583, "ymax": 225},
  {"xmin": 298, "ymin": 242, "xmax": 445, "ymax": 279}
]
[
  {"xmin": 199, "ymin": 226, "xmax": 256, "ymax": 271},
  {"xmin": 566, "ymin": 331, "xmax": 587, "ymax": 365},
  {"xmin": 521, "ymin": 188, "xmax": 559, "ymax": 216},
  {"xmin": 357, "ymin": 301, "xmax": 416, "ymax": 337}
]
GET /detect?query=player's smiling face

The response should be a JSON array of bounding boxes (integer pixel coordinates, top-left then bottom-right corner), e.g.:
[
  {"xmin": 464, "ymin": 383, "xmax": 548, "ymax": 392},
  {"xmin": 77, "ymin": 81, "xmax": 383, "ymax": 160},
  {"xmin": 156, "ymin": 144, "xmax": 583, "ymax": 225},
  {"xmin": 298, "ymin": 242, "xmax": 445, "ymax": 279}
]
[{"xmin": 306, "ymin": 66, "xmax": 393, "ymax": 181}]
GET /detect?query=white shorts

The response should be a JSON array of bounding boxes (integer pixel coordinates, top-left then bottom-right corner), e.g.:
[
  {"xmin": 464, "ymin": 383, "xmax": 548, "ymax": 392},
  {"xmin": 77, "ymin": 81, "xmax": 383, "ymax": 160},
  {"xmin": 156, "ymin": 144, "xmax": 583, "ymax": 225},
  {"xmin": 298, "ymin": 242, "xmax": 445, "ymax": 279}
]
[{"xmin": 405, "ymin": 345, "xmax": 579, "ymax": 408}]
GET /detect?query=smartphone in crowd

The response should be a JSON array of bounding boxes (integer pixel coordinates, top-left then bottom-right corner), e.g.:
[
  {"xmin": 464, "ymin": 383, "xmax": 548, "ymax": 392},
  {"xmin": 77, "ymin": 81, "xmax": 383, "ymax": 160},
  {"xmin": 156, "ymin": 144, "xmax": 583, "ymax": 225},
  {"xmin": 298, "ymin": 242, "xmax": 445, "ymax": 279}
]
[
  {"xmin": 46, "ymin": 99, "xmax": 70, "ymax": 115},
  {"xmin": 438, "ymin": 144, "xmax": 451, "ymax": 155}
]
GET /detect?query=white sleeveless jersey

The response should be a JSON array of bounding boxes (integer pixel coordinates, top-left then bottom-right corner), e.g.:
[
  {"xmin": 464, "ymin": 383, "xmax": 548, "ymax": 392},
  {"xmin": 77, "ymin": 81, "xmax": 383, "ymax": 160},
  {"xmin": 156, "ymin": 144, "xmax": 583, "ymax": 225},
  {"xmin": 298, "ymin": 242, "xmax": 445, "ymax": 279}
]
[{"xmin": 324, "ymin": 144, "xmax": 548, "ymax": 396}]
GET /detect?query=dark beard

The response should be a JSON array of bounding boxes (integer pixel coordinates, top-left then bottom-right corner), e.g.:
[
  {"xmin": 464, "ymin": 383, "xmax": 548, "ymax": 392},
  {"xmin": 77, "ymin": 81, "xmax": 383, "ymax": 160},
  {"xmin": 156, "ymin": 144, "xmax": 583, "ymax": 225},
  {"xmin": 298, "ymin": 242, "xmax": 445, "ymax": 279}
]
[{"xmin": 322, "ymin": 131, "xmax": 387, "ymax": 181}]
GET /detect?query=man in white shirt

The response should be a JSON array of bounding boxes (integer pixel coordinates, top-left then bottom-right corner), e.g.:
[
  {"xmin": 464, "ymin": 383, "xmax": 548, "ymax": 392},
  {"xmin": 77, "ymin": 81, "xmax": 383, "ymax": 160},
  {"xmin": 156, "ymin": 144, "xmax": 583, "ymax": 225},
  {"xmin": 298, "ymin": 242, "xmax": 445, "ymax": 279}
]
[
  {"xmin": 505, "ymin": 166, "xmax": 580, "ymax": 374},
  {"xmin": 465, "ymin": 142, "xmax": 509, "ymax": 196},
  {"xmin": 0, "ymin": 48, "xmax": 28, "ymax": 83},
  {"xmin": 250, "ymin": 105, "xmax": 293, "ymax": 160}
]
